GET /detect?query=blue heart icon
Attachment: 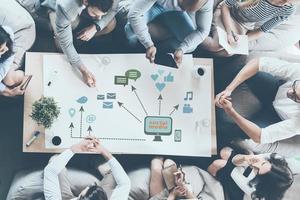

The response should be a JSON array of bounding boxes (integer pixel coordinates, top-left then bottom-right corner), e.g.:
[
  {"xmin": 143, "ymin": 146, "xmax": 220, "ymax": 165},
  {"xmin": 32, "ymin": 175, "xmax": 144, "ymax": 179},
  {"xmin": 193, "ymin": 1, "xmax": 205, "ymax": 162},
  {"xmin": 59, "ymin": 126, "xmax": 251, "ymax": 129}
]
[
  {"xmin": 158, "ymin": 69, "xmax": 164, "ymax": 75},
  {"xmin": 155, "ymin": 82, "xmax": 166, "ymax": 92},
  {"xmin": 151, "ymin": 74, "xmax": 159, "ymax": 81}
]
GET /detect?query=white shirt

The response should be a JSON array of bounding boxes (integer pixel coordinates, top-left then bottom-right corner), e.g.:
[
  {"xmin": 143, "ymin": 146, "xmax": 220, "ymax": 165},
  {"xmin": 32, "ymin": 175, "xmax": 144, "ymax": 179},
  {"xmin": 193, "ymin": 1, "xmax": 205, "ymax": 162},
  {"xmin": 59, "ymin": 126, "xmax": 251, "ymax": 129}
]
[
  {"xmin": 258, "ymin": 57, "xmax": 300, "ymax": 144},
  {"xmin": 0, "ymin": 26, "xmax": 14, "ymax": 92},
  {"xmin": 230, "ymin": 154, "xmax": 300, "ymax": 200},
  {"xmin": 43, "ymin": 149, "xmax": 131, "ymax": 200}
]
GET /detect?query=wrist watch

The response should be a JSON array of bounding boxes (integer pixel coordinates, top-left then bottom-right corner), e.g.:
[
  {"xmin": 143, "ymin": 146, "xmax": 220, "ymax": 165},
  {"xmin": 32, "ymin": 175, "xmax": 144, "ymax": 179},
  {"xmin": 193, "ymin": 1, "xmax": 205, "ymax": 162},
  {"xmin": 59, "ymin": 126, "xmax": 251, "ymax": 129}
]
[{"xmin": 94, "ymin": 23, "xmax": 101, "ymax": 32}]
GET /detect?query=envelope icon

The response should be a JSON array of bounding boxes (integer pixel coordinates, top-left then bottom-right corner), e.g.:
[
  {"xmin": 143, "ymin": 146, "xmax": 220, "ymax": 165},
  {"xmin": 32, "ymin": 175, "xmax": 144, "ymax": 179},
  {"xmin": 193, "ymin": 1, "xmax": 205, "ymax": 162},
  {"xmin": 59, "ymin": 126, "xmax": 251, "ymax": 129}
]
[
  {"xmin": 97, "ymin": 94, "xmax": 105, "ymax": 100},
  {"xmin": 107, "ymin": 93, "xmax": 116, "ymax": 99},
  {"xmin": 103, "ymin": 101, "xmax": 113, "ymax": 109}
]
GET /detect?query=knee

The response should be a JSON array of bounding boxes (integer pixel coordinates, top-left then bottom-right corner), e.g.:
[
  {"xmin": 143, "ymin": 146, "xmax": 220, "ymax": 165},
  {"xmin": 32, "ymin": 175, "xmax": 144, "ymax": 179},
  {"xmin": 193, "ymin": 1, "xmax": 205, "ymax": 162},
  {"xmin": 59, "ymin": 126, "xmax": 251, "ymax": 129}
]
[
  {"xmin": 125, "ymin": 23, "xmax": 139, "ymax": 46},
  {"xmin": 220, "ymin": 147, "xmax": 233, "ymax": 160},
  {"xmin": 3, "ymin": 70, "xmax": 24, "ymax": 87},
  {"xmin": 163, "ymin": 159, "xmax": 176, "ymax": 168},
  {"xmin": 207, "ymin": 159, "xmax": 227, "ymax": 176},
  {"xmin": 151, "ymin": 158, "xmax": 164, "ymax": 173},
  {"xmin": 202, "ymin": 37, "xmax": 223, "ymax": 52}
]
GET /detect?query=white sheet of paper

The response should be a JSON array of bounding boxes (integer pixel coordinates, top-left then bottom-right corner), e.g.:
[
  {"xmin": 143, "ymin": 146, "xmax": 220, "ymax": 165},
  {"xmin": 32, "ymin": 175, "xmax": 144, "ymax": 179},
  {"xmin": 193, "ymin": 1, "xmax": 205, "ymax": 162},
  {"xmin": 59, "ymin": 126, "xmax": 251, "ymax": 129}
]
[
  {"xmin": 42, "ymin": 54, "xmax": 214, "ymax": 157},
  {"xmin": 217, "ymin": 26, "xmax": 249, "ymax": 55}
]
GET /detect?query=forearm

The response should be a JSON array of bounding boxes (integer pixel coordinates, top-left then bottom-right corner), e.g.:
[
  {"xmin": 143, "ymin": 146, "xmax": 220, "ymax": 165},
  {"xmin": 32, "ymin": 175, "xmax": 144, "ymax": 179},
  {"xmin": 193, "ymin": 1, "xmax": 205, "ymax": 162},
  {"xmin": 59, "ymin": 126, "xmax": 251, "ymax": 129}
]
[
  {"xmin": 247, "ymin": 30, "xmax": 264, "ymax": 41},
  {"xmin": 221, "ymin": 4, "xmax": 235, "ymax": 34},
  {"xmin": 226, "ymin": 108, "xmax": 262, "ymax": 143},
  {"xmin": 167, "ymin": 193, "xmax": 176, "ymax": 200},
  {"xmin": 226, "ymin": 58, "xmax": 259, "ymax": 92}
]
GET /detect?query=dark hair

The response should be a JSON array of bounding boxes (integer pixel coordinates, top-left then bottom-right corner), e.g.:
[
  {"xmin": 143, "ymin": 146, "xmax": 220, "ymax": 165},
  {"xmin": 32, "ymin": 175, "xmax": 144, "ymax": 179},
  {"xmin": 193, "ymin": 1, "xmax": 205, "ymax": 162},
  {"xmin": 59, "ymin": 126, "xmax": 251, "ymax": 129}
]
[
  {"xmin": 249, "ymin": 153, "xmax": 294, "ymax": 200},
  {"xmin": 87, "ymin": 0, "xmax": 113, "ymax": 12},
  {"xmin": 0, "ymin": 26, "xmax": 14, "ymax": 63},
  {"xmin": 79, "ymin": 185, "xmax": 108, "ymax": 200}
]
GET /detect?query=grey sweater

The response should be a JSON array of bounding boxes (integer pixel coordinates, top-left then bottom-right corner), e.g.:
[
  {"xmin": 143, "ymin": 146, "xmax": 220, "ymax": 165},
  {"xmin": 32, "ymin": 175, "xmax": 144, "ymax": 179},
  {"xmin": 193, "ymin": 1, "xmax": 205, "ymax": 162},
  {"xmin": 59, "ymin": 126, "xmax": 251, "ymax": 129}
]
[
  {"xmin": 54, "ymin": 0, "xmax": 123, "ymax": 68},
  {"xmin": 128, "ymin": 0, "xmax": 213, "ymax": 53}
]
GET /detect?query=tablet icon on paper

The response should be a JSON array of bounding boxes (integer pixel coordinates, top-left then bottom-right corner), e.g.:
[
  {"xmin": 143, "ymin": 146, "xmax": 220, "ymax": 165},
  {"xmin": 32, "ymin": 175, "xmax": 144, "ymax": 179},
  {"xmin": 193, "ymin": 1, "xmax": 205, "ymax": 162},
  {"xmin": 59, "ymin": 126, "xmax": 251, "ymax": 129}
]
[{"xmin": 103, "ymin": 102, "xmax": 113, "ymax": 109}]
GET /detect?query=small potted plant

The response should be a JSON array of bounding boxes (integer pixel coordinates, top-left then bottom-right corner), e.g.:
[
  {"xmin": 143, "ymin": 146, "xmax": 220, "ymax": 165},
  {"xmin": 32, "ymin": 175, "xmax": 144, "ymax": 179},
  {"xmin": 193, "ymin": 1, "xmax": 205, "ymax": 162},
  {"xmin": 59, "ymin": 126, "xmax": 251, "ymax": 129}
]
[{"xmin": 30, "ymin": 97, "xmax": 60, "ymax": 129}]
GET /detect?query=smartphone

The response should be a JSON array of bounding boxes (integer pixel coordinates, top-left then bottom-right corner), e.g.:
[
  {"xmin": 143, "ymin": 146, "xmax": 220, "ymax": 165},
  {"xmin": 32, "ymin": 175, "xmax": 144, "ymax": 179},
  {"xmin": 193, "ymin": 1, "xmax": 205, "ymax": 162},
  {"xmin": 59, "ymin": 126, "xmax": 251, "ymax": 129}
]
[
  {"xmin": 154, "ymin": 53, "xmax": 178, "ymax": 69},
  {"xmin": 174, "ymin": 129, "xmax": 182, "ymax": 142},
  {"xmin": 20, "ymin": 75, "xmax": 33, "ymax": 90}
]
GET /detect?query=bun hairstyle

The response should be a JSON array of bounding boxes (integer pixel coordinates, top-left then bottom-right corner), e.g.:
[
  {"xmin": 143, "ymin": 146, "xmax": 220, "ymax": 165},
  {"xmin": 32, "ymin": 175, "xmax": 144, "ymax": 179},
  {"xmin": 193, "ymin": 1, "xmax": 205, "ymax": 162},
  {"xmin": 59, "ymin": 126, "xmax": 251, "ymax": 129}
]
[
  {"xmin": 0, "ymin": 26, "xmax": 14, "ymax": 63},
  {"xmin": 249, "ymin": 153, "xmax": 294, "ymax": 200},
  {"xmin": 79, "ymin": 185, "xmax": 108, "ymax": 200}
]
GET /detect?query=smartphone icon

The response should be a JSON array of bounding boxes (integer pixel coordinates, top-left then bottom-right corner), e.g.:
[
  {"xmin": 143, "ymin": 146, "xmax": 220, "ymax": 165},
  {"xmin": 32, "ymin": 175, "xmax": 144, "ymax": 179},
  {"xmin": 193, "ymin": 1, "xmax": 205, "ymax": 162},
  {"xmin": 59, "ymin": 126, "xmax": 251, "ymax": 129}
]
[{"xmin": 174, "ymin": 129, "xmax": 182, "ymax": 142}]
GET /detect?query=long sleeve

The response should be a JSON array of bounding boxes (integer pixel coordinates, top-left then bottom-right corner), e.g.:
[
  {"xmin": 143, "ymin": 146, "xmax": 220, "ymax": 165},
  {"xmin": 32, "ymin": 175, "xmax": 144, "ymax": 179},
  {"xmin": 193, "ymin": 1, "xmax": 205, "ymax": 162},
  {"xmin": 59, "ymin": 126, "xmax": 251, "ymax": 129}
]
[
  {"xmin": 108, "ymin": 157, "xmax": 131, "ymax": 200},
  {"xmin": 231, "ymin": 167, "xmax": 256, "ymax": 196},
  {"xmin": 179, "ymin": 0, "xmax": 213, "ymax": 53},
  {"xmin": 259, "ymin": 57, "xmax": 300, "ymax": 81},
  {"xmin": 55, "ymin": 3, "xmax": 83, "ymax": 69},
  {"xmin": 260, "ymin": 118, "xmax": 300, "ymax": 144},
  {"xmin": 286, "ymin": 157, "xmax": 300, "ymax": 174},
  {"xmin": 128, "ymin": 0, "xmax": 157, "ymax": 49},
  {"xmin": 259, "ymin": 16, "xmax": 290, "ymax": 33},
  {"xmin": 0, "ymin": 55, "xmax": 14, "ymax": 92},
  {"xmin": 44, "ymin": 149, "xmax": 75, "ymax": 200}
]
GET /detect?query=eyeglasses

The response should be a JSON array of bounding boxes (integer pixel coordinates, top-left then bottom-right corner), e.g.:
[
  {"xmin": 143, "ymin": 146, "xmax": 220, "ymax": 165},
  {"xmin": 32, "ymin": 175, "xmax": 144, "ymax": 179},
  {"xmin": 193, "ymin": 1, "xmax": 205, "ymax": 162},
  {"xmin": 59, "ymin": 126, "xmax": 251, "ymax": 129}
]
[{"xmin": 287, "ymin": 80, "xmax": 300, "ymax": 103}]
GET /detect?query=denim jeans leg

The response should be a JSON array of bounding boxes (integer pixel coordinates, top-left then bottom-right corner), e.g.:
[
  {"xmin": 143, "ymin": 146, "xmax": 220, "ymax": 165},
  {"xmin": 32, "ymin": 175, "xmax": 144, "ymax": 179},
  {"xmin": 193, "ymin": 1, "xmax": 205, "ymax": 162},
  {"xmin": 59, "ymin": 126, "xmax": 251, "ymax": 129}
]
[
  {"xmin": 159, "ymin": 11, "xmax": 196, "ymax": 51},
  {"xmin": 125, "ymin": 3, "xmax": 166, "ymax": 46}
]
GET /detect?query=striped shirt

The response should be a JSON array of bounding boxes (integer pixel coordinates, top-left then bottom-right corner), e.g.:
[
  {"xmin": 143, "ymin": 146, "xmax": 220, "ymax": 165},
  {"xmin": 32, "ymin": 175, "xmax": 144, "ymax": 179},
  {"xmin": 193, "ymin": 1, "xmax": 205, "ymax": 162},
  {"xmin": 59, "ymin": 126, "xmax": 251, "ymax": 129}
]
[{"xmin": 225, "ymin": 0, "xmax": 296, "ymax": 32}]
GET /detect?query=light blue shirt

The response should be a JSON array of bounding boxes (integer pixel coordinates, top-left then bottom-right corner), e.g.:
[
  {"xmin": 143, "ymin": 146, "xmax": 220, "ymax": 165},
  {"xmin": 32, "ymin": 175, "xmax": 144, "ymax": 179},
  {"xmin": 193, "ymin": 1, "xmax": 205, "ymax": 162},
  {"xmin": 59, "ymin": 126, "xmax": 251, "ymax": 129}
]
[{"xmin": 0, "ymin": 26, "xmax": 14, "ymax": 92}]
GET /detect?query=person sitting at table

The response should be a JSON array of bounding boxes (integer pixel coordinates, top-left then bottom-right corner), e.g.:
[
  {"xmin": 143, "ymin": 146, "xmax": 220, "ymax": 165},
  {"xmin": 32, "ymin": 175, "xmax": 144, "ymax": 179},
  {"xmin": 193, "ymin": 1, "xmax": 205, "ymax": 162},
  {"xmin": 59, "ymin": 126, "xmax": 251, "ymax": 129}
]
[
  {"xmin": 44, "ymin": 137, "xmax": 131, "ymax": 200},
  {"xmin": 0, "ymin": 0, "xmax": 36, "ymax": 97},
  {"xmin": 125, "ymin": 0, "xmax": 213, "ymax": 65},
  {"xmin": 215, "ymin": 57, "xmax": 300, "ymax": 156},
  {"xmin": 144, "ymin": 157, "xmax": 224, "ymax": 200},
  {"xmin": 0, "ymin": 26, "xmax": 27, "ymax": 97},
  {"xmin": 45, "ymin": 0, "xmax": 130, "ymax": 87},
  {"xmin": 201, "ymin": 0, "xmax": 297, "ymax": 56},
  {"xmin": 208, "ymin": 147, "xmax": 299, "ymax": 200}
]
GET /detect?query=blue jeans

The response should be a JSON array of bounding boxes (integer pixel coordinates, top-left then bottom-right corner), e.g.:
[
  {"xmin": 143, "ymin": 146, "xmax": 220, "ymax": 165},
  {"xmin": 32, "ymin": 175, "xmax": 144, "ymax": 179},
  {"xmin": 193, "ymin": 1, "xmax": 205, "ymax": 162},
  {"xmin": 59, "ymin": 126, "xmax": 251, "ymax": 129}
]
[{"xmin": 125, "ymin": 3, "xmax": 196, "ymax": 52}]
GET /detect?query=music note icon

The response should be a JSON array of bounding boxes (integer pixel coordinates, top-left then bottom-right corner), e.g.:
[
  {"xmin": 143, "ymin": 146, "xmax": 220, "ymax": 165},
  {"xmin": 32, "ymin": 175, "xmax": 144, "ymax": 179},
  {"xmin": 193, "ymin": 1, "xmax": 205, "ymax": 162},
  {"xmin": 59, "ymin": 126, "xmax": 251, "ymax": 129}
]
[{"xmin": 184, "ymin": 91, "xmax": 193, "ymax": 101}]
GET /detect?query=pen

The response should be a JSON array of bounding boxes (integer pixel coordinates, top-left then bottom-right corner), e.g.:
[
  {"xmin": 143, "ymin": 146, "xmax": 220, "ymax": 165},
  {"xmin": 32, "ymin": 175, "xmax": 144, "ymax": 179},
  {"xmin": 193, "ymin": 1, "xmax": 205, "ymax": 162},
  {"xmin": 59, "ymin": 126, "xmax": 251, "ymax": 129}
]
[
  {"xmin": 26, "ymin": 131, "xmax": 41, "ymax": 147},
  {"xmin": 231, "ymin": 31, "xmax": 238, "ymax": 42},
  {"xmin": 48, "ymin": 70, "xmax": 58, "ymax": 86}
]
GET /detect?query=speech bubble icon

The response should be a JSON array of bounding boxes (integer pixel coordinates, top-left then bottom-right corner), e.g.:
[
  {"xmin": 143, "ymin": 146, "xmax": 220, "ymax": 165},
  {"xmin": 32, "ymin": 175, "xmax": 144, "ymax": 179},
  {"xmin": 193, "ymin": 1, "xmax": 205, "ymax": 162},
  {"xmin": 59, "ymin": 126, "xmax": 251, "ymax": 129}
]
[
  {"xmin": 114, "ymin": 76, "xmax": 128, "ymax": 86},
  {"xmin": 125, "ymin": 69, "xmax": 141, "ymax": 81}
]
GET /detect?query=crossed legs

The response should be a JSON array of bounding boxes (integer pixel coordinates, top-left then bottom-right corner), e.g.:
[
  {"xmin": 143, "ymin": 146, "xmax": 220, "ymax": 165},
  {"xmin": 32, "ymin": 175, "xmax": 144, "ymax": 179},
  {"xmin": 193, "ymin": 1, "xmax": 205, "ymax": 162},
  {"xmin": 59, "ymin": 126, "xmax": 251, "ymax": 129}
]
[{"xmin": 149, "ymin": 157, "xmax": 177, "ymax": 197}]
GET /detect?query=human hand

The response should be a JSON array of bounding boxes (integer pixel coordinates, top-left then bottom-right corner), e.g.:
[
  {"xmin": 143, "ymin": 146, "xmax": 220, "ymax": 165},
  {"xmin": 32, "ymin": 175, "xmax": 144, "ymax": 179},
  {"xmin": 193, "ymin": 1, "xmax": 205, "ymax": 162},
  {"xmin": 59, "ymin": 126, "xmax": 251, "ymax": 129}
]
[
  {"xmin": 219, "ymin": 98, "xmax": 234, "ymax": 114},
  {"xmin": 80, "ymin": 66, "xmax": 96, "ymax": 87},
  {"xmin": 171, "ymin": 186, "xmax": 187, "ymax": 198},
  {"xmin": 71, "ymin": 138, "xmax": 94, "ymax": 153},
  {"xmin": 227, "ymin": 31, "xmax": 239, "ymax": 46},
  {"xmin": 174, "ymin": 49, "xmax": 183, "ymax": 65},
  {"xmin": 215, "ymin": 89, "xmax": 232, "ymax": 108},
  {"xmin": 77, "ymin": 24, "xmax": 97, "ymax": 41},
  {"xmin": 3, "ymin": 85, "xmax": 25, "ymax": 96},
  {"xmin": 244, "ymin": 155, "xmax": 261, "ymax": 165},
  {"xmin": 174, "ymin": 170, "xmax": 185, "ymax": 186},
  {"xmin": 146, "ymin": 46, "xmax": 156, "ymax": 63}
]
